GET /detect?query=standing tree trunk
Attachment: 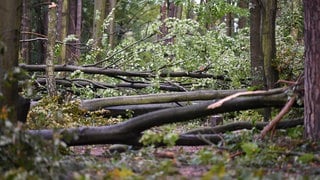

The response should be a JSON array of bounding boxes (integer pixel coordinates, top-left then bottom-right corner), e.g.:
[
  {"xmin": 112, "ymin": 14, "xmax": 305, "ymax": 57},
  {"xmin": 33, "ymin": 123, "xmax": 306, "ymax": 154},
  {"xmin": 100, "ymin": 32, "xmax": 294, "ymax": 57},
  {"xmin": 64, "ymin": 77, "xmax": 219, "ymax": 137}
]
[
  {"xmin": 158, "ymin": 0, "xmax": 179, "ymax": 44},
  {"xmin": 261, "ymin": 0, "xmax": 278, "ymax": 90},
  {"xmin": 108, "ymin": 0, "xmax": 116, "ymax": 49},
  {"xmin": 21, "ymin": 0, "xmax": 31, "ymax": 64},
  {"xmin": 250, "ymin": 0, "xmax": 264, "ymax": 88},
  {"xmin": 93, "ymin": 0, "xmax": 107, "ymax": 50},
  {"xmin": 32, "ymin": 0, "xmax": 49, "ymax": 64},
  {"xmin": 75, "ymin": 0, "xmax": 82, "ymax": 58},
  {"xmin": 66, "ymin": 0, "xmax": 77, "ymax": 65},
  {"xmin": 0, "ymin": 0, "xmax": 21, "ymax": 122},
  {"xmin": 226, "ymin": 13, "xmax": 233, "ymax": 36},
  {"xmin": 304, "ymin": 0, "xmax": 320, "ymax": 140},
  {"xmin": 46, "ymin": 2, "xmax": 57, "ymax": 96},
  {"xmin": 226, "ymin": 0, "xmax": 233, "ymax": 36},
  {"xmin": 238, "ymin": 0, "xmax": 248, "ymax": 29},
  {"xmin": 57, "ymin": 0, "xmax": 69, "ymax": 65},
  {"xmin": 261, "ymin": 0, "xmax": 278, "ymax": 121}
]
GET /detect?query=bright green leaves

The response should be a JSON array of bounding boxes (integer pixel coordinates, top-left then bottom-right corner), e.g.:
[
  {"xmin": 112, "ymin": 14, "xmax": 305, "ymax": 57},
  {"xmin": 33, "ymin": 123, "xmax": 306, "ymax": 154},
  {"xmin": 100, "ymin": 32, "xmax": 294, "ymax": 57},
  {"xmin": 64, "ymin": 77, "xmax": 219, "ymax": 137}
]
[
  {"xmin": 298, "ymin": 153, "xmax": 314, "ymax": 164},
  {"xmin": 139, "ymin": 128, "xmax": 179, "ymax": 147},
  {"xmin": 241, "ymin": 142, "xmax": 260, "ymax": 158}
]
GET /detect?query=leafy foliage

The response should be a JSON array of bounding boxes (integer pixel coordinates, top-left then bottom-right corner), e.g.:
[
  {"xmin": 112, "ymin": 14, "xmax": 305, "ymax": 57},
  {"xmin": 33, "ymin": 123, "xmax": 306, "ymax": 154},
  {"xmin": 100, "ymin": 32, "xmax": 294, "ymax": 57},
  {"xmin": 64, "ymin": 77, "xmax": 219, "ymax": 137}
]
[
  {"xmin": 140, "ymin": 125, "xmax": 179, "ymax": 146},
  {"xmin": 0, "ymin": 109, "xmax": 65, "ymax": 178},
  {"xmin": 27, "ymin": 96, "xmax": 121, "ymax": 129}
]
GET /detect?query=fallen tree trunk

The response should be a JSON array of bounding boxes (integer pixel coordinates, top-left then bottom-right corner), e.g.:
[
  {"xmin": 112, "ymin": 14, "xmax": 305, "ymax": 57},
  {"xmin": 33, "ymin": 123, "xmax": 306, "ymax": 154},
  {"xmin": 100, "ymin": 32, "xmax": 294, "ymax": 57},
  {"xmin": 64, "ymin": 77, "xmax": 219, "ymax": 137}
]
[
  {"xmin": 177, "ymin": 118, "xmax": 303, "ymax": 145},
  {"xmin": 20, "ymin": 63, "xmax": 229, "ymax": 80},
  {"xmin": 27, "ymin": 92, "xmax": 288, "ymax": 146},
  {"xmin": 81, "ymin": 88, "xmax": 285, "ymax": 111},
  {"xmin": 104, "ymin": 103, "xmax": 188, "ymax": 117},
  {"xmin": 35, "ymin": 78, "xmax": 187, "ymax": 92},
  {"xmin": 183, "ymin": 118, "xmax": 303, "ymax": 135}
]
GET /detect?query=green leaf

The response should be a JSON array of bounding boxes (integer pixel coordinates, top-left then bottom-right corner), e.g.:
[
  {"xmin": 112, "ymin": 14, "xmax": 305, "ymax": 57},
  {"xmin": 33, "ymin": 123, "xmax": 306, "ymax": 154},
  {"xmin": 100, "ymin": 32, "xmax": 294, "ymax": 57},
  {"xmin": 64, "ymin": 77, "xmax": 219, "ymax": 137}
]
[
  {"xmin": 298, "ymin": 153, "xmax": 314, "ymax": 164},
  {"xmin": 241, "ymin": 142, "xmax": 260, "ymax": 156}
]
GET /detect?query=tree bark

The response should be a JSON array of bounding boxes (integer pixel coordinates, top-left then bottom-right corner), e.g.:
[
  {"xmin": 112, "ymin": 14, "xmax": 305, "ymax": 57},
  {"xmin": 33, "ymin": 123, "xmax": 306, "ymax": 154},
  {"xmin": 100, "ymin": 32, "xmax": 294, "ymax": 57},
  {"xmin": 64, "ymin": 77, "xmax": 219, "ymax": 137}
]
[
  {"xmin": 75, "ymin": 0, "xmax": 82, "ymax": 55},
  {"xmin": 226, "ymin": 0, "xmax": 233, "ymax": 36},
  {"xmin": 93, "ymin": 0, "xmax": 107, "ymax": 50},
  {"xmin": 66, "ymin": 0, "xmax": 79, "ymax": 64},
  {"xmin": 57, "ymin": 0, "xmax": 69, "ymax": 65},
  {"xmin": 46, "ymin": 3, "xmax": 57, "ymax": 96},
  {"xmin": 238, "ymin": 0, "xmax": 248, "ymax": 29},
  {"xmin": 108, "ymin": 0, "xmax": 116, "ymax": 49},
  {"xmin": 250, "ymin": 0, "xmax": 264, "ymax": 88},
  {"xmin": 0, "ymin": 0, "xmax": 21, "ymax": 122},
  {"xmin": 261, "ymin": 0, "xmax": 279, "ymax": 89},
  {"xmin": 303, "ymin": 0, "xmax": 320, "ymax": 140},
  {"xmin": 81, "ymin": 88, "xmax": 257, "ymax": 110},
  {"xmin": 21, "ymin": 0, "xmax": 31, "ymax": 64},
  {"xmin": 34, "ymin": 77, "xmax": 191, "ymax": 92},
  {"xmin": 158, "ymin": 0, "xmax": 179, "ymax": 44},
  {"xmin": 184, "ymin": 118, "xmax": 303, "ymax": 135}
]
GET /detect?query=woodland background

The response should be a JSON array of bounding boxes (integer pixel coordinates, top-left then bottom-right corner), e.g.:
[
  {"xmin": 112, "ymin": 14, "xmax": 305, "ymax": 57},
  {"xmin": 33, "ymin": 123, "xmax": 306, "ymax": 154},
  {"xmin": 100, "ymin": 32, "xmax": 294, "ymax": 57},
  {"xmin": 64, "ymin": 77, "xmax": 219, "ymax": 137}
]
[{"xmin": 1, "ymin": 0, "xmax": 320, "ymax": 179}]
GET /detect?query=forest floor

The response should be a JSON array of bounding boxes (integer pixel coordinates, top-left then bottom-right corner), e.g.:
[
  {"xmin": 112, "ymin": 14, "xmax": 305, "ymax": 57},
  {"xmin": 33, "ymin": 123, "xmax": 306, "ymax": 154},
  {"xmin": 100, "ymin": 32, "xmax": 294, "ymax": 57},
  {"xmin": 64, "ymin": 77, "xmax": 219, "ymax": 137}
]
[{"xmin": 67, "ymin": 130, "xmax": 320, "ymax": 179}]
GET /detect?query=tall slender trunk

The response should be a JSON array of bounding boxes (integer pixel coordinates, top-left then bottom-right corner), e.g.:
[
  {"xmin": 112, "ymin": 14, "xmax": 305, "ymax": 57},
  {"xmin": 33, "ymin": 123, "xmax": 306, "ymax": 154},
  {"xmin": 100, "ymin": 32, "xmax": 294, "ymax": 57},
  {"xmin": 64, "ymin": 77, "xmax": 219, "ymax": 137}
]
[
  {"xmin": 46, "ymin": 2, "xmax": 57, "ymax": 96},
  {"xmin": 67, "ymin": 0, "xmax": 78, "ymax": 64},
  {"xmin": 21, "ymin": 0, "xmax": 31, "ymax": 64},
  {"xmin": 226, "ymin": 0, "xmax": 233, "ymax": 36},
  {"xmin": 108, "ymin": 0, "xmax": 116, "ymax": 49},
  {"xmin": 93, "ymin": 0, "xmax": 107, "ymax": 49},
  {"xmin": 238, "ymin": 0, "xmax": 248, "ymax": 29},
  {"xmin": 58, "ymin": 0, "xmax": 68, "ymax": 65},
  {"xmin": 261, "ymin": 0, "xmax": 278, "ymax": 90},
  {"xmin": 158, "ymin": 0, "xmax": 179, "ymax": 44},
  {"xmin": 250, "ymin": 0, "xmax": 264, "ymax": 88},
  {"xmin": 75, "ymin": 0, "xmax": 82, "ymax": 59}
]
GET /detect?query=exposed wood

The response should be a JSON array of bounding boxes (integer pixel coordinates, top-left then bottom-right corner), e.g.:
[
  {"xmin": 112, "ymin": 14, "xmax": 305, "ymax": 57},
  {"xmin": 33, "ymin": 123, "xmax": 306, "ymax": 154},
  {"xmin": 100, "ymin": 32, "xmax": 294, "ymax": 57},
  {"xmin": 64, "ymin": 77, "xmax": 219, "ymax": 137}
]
[
  {"xmin": 27, "ymin": 92, "xmax": 287, "ymax": 146},
  {"xmin": 207, "ymin": 88, "xmax": 285, "ymax": 109}
]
